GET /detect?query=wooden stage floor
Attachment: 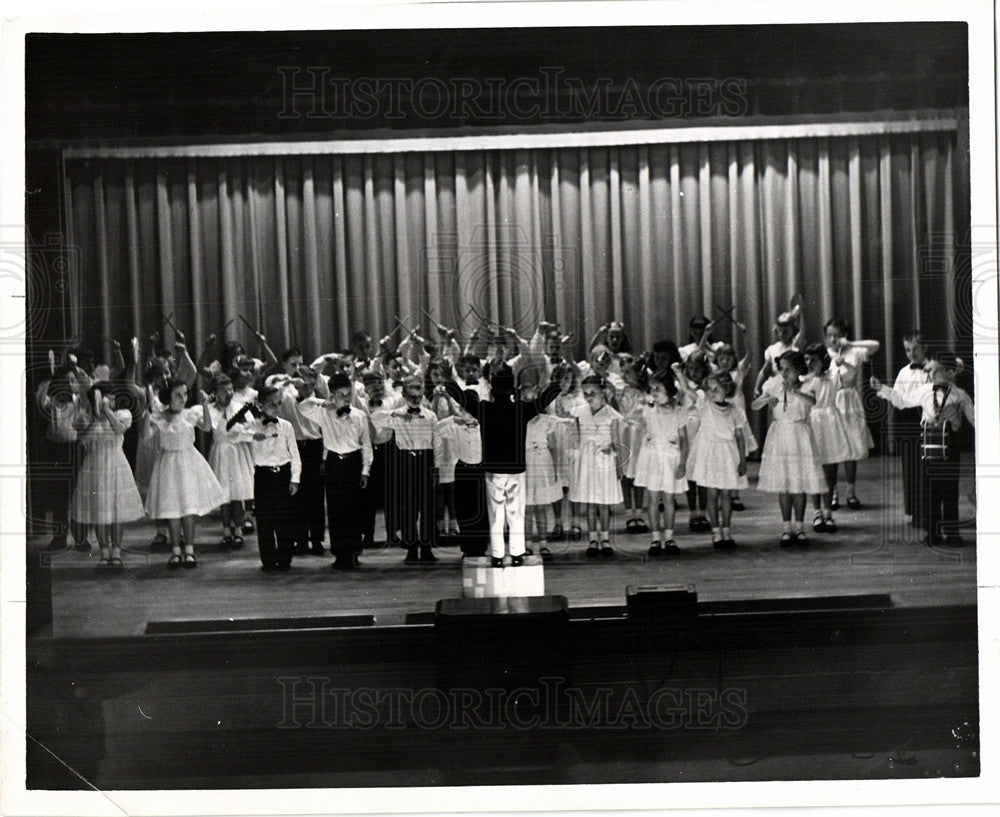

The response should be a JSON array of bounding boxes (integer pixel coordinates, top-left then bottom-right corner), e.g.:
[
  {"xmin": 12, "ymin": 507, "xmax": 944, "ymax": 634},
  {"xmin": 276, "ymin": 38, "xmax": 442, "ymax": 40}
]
[{"xmin": 29, "ymin": 456, "xmax": 978, "ymax": 639}]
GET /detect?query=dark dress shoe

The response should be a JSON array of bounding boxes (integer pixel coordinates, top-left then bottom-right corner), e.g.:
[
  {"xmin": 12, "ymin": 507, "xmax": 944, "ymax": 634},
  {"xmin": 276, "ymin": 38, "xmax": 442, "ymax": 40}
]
[
  {"xmin": 510, "ymin": 554, "xmax": 523, "ymax": 567},
  {"xmin": 419, "ymin": 547, "xmax": 437, "ymax": 563},
  {"xmin": 491, "ymin": 557, "xmax": 504, "ymax": 567},
  {"xmin": 586, "ymin": 544, "xmax": 599, "ymax": 558},
  {"xmin": 404, "ymin": 548, "xmax": 420, "ymax": 564}
]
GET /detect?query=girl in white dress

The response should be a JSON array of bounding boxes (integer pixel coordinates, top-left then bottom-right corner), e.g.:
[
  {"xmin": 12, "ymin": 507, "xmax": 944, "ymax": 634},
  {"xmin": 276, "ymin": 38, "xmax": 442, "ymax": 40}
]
[
  {"xmin": 683, "ymin": 374, "xmax": 754, "ymax": 549},
  {"xmin": 136, "ymin": 358, "xmax": 171, "ymax": 549},
  {"xmin": 753, "ymin": 302, "xmax": 806, "ymax": 397},
  {"xmin": 673, "ymin": 353, "xmax": 713, "ymax": 532},
  {"xmin": 208, "ymin": 373, "xmax": 255, "ymax": 548},
  {"xmin": 824, "ymin": 318, "xmax": 880, "ymax": 509},
  {"xmin": 70, "ymin": 382, "xmax": 146, "ymax": 568},
  {"xmin": 802, "ymin": 343, "xmax": 855, "ymax": 533},
  {"xmin": 707, "ymin": 316, "xmax": 754, "ymax": 511},
  {"xmin": 523, "ymin": 411, "xmax": 563, "ymax": 548},
  {"xmin": 144, "ymin": 379, "xmax": 227, "ymax": 568},
  {"xmin": 547, "ymin": 363, "xmax": 585, "ymax": 541},
  {"xmin": 617, "ymin": 358, "xmax": 650, "ymax": 534},
  {"xmin": 564, "ymin": 375, "xmax": 625, "ymax": 558},
  {"xmin": 751, "ymin": 351, "xmax": 824, "ymax": 548},
  {"xmin": 631, "ymin": 371, "xmax": 689, "ymax": 556}
]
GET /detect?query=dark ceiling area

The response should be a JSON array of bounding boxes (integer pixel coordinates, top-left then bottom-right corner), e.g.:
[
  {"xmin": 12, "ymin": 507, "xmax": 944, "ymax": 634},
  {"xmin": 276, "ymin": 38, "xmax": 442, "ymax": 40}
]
[{"xmin": 25, "ymin": 24, "xmax": 968, "ymax": 141}]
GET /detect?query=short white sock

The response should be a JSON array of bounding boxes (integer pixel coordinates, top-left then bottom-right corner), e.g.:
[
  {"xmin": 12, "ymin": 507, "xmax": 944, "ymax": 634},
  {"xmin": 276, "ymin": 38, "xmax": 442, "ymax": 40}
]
[{"xmin": 664, "ymin": 529, "xmax": 674, "ymax": 541}]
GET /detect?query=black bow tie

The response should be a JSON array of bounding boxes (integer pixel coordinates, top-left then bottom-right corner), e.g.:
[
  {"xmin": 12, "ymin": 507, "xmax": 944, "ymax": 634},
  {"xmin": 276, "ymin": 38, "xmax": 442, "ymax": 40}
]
[
  {"xmin": 262, "ymin": 416, "xmax": 279, "ymax": 426},
  {"xmin": 910, "ymin": 363, "xmax": 925, "ymax": 370},
  {"xmin": 369, "ymin": 398, "xmax": 382, "ymax": 408},
  {"xmin": 336, "ymin": 406, "xmax": 351, "ymax": 417},
  {"xmin": 407, "ymin": 406, "xmax": 421, "ymax": 415},
  {"xmin": 934, "ymin": 383, "xmax": 949, "ymax": 392},
  {"xmin": 465, "ymin": 379, "xmax": 478, "ymax": 386},
  {"xmin": 549, "ymin": 356, "xmax": 561, "ymax": 364}
]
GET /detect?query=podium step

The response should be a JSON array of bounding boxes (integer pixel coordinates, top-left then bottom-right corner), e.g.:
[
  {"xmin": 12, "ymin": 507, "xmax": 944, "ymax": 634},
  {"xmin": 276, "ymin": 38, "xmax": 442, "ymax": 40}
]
[{"xmin": 461, "ymin": 555, "xmax": 545, "ymax": 598}]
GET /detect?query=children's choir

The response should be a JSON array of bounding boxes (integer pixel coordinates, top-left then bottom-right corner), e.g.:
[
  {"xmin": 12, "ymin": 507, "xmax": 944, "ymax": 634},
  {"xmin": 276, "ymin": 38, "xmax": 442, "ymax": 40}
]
[{"xmin": 33, "ymin": 304, "xmax": 975, "ymax": 573}]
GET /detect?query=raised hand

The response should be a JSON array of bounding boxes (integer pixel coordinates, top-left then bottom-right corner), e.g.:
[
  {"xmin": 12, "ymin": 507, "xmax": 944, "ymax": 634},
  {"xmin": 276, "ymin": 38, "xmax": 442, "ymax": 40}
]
[
  {"xmin": 174, "ymin": 329, "xmax": 187, "ymax": 346},
  {"xmin": 131, "ymin": 337, "xmax": 140, "ymax": 363},
  {"xmin": 869, "ymin": 376, "xmax": 882, "ymax": 390},
  {"xmin": 204, "ymin": 333, "xmax": 217, "ymax": 349}
]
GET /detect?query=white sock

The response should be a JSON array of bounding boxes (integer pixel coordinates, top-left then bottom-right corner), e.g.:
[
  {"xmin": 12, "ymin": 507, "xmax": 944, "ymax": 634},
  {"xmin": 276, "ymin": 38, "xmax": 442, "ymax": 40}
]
[
  {"xmin": 664, "ymin": 529, "xmax": 674, "ymax": 542},
  {"xmin": 722, "ymin": 526, "xmax": 731, "ymax": 539},
  {"xmin": 783, "ymin": 521, "xmax": 792, "ymax": 534},
  {"xmin": 711, "ymin": 527, "xmax": 722, "ymax": 541}
]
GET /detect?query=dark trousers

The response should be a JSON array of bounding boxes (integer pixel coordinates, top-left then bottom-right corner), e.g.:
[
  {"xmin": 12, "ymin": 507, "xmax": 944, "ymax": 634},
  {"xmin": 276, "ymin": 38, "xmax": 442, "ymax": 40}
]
[
  {"xmin": 686, "ymin": 481, "xmax": 708, "ymax": 512},
  {"xmin": 255, "ymin": 464, "xmax": 295, "ymax": 568},
  {"xmin": 361, "ymin": 442, "xmax": 389, "ymax": 546},
  {"xmin": 293, "ymin": 438, "xmax": 326, "ymax": 546},
  {"xmin": 395, "ymin": 448, "xmax": 435, "ymax": 549},
  {"xmin": 918, "ymin": 445, "xmax": 962, "ymax": 542},
  {"xmin": 32, "ymin": 440, "xmax": 81, "ymax": 537},
  {"xmin": 383, "ymin": 440, "xmax": 401, "ymax": 545},
  {"xmin": 325, "ymin": 450, "xmax": 365, "ymax": 557},
  {"xmin": 454, "ymin": 460, "xmax": 489, "ymax": 556},
  {"xmin": 894, "ymin": 408, "xmax": 923, "ymax": 517}
]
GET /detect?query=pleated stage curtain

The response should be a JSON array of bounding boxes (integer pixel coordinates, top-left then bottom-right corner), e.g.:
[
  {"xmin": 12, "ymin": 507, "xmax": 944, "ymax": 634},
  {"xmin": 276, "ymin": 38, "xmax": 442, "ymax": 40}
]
[{"xmin": 64, "ymin": 129, "xmax": 961, "ymax": 389}]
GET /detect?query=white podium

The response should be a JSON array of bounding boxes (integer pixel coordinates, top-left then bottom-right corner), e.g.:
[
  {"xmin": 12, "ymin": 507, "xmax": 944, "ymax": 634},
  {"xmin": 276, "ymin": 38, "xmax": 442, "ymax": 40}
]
[{"xmin": 461, "ymin": 555, "xmax": 545, "ymax": 599}]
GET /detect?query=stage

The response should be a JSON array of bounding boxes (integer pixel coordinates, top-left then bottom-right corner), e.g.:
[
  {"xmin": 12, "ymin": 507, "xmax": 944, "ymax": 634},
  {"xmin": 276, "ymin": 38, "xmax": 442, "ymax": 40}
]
[{"xmin": 27, "ymin": 456, "xmax": 977, "ymax": 640}]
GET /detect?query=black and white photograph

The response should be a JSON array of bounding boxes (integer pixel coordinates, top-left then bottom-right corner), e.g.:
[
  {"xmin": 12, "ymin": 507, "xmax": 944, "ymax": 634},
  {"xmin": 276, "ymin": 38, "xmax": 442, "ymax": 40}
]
[{"xmin": 2, "ymin": 0, "xmax": 998, "ymax": 813}]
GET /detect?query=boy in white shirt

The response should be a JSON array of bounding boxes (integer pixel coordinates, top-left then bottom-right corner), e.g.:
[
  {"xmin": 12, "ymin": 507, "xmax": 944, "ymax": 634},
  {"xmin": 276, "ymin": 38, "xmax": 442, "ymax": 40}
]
[
  {"xmin": 248, "ymin": 386, "xmax": 301, "ymax": 571},
  {"xmin": 872, "ymin": 349, "xmax": 974, "ymax": 546}
]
